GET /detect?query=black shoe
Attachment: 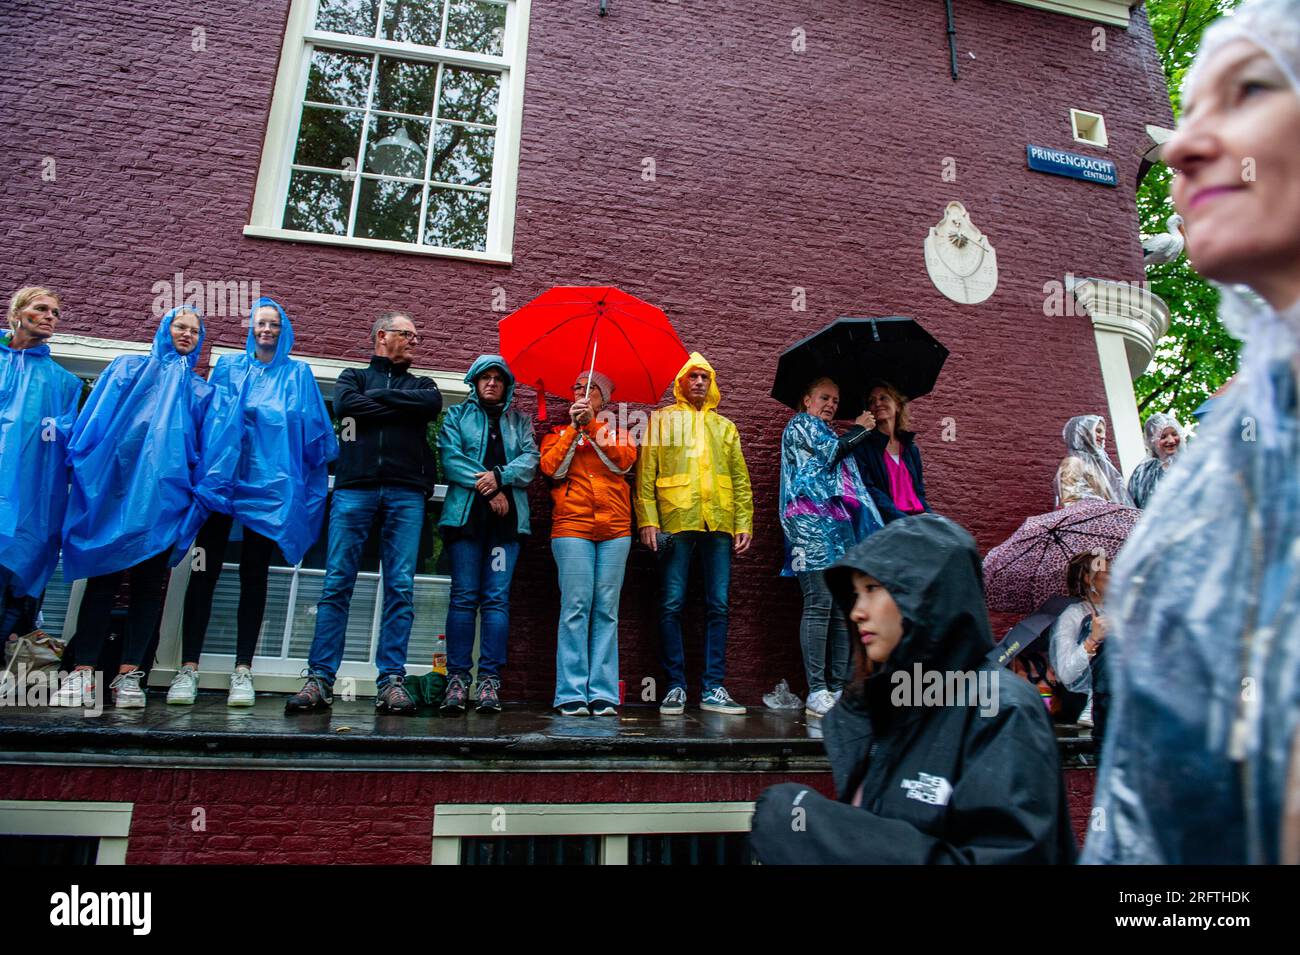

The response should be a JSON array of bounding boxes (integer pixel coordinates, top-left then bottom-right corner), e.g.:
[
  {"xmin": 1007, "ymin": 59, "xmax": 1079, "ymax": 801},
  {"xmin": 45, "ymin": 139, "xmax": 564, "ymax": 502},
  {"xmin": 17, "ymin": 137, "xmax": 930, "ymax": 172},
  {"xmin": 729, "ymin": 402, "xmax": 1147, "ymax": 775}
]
[
  {"xmin": 590, "ymin": 700, "xmax": 618, "ymax": 716},
  {"xmin": 285, "ymin": 674, "xmax": 332, "ymax": 713},
  {"xmin": 375, "ymin": 676, "xmax": 417, "ymax": 715},
  {"xmin": 441, "ymin": 673, "xmax": 469, "ymax": 714},
  {"xmin": 475, "ymin": 676, "xmax": 502, "ymax": 713}
]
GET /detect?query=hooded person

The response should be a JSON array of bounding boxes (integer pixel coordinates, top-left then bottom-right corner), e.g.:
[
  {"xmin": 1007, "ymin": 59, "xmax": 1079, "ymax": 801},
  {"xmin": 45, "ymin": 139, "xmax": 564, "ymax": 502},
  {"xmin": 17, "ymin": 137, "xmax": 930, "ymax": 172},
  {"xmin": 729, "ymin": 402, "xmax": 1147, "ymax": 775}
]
[
  {"xmin": 0, "ymin": 288, "xmax": 82, "ymax": 612},
  {"xmin": 1084, "ymin": 0, "xmax": 1300, "ymax": 865},
  {"xmin": 750, "ymin": 514, "xmax": 1077, "ymax": 865},
  {"xmin": 55, "ymin": 305, "xmax": 214, "ymax": 709},
  {"xmin": 1053, "ymin": 414, "xmax": 1132, "ymax": 507},
  {"xmin": 437, "ymin": 354, "xmax": 539, "ymax": 713},
  {"xmin": 1126, "ymin": 411, "xmax": 1186, "ymax": 509},
  {"xmin": 634, "ymin": 352, "xmax": 754, "ymax": 716},
  {"xmin": 169, "ymin": 297, "xmax": 339, "ymax": 707}
]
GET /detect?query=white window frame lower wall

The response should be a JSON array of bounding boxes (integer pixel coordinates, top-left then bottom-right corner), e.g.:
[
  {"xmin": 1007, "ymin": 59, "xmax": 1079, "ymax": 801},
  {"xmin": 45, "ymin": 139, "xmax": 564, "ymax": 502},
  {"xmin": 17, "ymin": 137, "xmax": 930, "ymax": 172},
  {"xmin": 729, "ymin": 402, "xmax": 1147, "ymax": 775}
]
[
  {"xmin": 431, "ymin": 803, "xmax": 758, "ymax": 865},
  {"xmin": 0, "ymin": 800, "xmax": 133, "ymax": 865},
  {"xmin": 244, "ymin": 0, "xmax": 532, "ymax": 265}
]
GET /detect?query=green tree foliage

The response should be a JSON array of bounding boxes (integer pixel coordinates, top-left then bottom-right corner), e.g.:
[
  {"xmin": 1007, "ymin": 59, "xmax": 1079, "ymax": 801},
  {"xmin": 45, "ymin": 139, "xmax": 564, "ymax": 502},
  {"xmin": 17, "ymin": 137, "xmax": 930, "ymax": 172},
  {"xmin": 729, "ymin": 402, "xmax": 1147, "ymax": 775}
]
[{"xmin": 1134, "ymin": 0, "xmax": 1244, "ymax": 421}]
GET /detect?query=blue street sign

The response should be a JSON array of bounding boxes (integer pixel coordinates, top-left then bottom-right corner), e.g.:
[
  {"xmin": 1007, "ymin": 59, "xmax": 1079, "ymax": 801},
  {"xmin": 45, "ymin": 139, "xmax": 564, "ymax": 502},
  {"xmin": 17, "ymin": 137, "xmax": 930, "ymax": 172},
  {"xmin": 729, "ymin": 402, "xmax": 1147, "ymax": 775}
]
[{"xmin": 1026, "ymin": 145, "xmax": 1118, "ymax": 187}]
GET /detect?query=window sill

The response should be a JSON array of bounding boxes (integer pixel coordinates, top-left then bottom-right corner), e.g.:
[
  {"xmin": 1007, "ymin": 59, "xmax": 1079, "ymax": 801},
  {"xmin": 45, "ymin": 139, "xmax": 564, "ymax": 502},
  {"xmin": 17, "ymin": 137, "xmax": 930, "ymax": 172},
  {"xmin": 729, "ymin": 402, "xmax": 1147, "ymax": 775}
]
[{"xmin": 242, "ymin": 225, "xmax": 513, "ymax": 266}]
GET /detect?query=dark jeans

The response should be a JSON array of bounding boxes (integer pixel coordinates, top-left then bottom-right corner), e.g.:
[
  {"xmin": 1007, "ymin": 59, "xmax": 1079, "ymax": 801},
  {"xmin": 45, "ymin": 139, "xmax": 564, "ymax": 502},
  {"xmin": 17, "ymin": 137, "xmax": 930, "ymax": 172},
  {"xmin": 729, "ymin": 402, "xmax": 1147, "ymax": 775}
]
[
  {"xmin": 0, "ymin": 567, "xmax": 43, "ymax": 638},
  {"xmin": 658, "ymin": 530, "xmax": 732, "ymax": 692},
  {"xmin": 181, "ymin": 513, "xmax": 277, "ymax": 667},
  {"xmin": 797, "ymin": 570, "xmax": 850, "ymax": 693},
  {"xmin": 445, "ymin": 533, "xmax": 521, "ymax": 681},
  {"xmin": 68, "ymin": 549, "xmax": 171, "ymax": 670}
]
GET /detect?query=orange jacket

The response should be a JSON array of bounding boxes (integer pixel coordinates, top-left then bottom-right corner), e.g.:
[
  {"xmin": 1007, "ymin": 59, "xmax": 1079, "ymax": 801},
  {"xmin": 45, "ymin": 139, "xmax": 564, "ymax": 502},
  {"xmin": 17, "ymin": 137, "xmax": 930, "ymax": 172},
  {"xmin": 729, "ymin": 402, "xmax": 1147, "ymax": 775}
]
[{"xmin": 540, "ymin": 420, "xmax": 638, "ymax": 541}]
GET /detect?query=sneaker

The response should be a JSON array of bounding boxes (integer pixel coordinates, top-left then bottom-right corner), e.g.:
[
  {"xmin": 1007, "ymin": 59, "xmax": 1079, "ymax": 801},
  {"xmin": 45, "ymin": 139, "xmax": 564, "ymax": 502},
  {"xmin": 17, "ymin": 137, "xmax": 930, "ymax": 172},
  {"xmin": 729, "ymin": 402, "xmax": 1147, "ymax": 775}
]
[
  {"xmin": 441, "ymin": 673, "xmax": 469, "ymax": 714},
  {"xmin": 166, "ymin": 666, "xmax": 199, "ymax": 705},
  {"xmin": 660, "ymin": 686, "xmax": 686, "ymax": 716},
  {"xmin": 805, "ymin": 688, "xmax": 837, "ymax": 719},
  {"xmin": 831, "ymin": 688, "xmax": 843, "ymax": 704},
  {"xmin": 285, "ymin": 674, "xmax": 333, "ymax": 713},
  {"xmin": 51, "ymin": 668, "xmax": 96, "ymax": 707},
  {"xmin": 476, "ymin": 676, "xmax": 502, "ymax": 713},
  {"xmin": 227, "ymin": 666, "xmax": 255, "ymax": 707},
  {"xmin": 701, "ymin": 686, "xmax": 747, "ymax": 715},
  {"xmin": 1078, "ymin": 697, "xmax": 1094, "ymax": 729},
  {"xmin": 111, "ymin": 669, "xmax": 147, "ymax": 709},
  {"xmin": 556, "ymin": 702, "xmax": 589, "ymax": 717},
  {"xmin": 590, "ymin": 700, "xmax": 618, "ymax": 716},
  {"xmin": 375, "ymin": 676, "xmax": 417, "ymax": 715}
]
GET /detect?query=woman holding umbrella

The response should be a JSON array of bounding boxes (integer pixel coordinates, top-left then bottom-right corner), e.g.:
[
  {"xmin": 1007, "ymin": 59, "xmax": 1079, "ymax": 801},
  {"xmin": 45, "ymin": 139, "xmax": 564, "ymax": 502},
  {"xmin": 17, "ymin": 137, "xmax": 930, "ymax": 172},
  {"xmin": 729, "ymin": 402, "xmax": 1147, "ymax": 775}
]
[
  {"xmin": 845, "ymin": 380, "xmax": 930, "ymax": 523},
  {"xmin": 1126, "ymin": 412, "xmax": 1185, "ymax": 508},
  {"xmin": 779, "ymin": 377, "xmax": 883, "ymax": 718}
]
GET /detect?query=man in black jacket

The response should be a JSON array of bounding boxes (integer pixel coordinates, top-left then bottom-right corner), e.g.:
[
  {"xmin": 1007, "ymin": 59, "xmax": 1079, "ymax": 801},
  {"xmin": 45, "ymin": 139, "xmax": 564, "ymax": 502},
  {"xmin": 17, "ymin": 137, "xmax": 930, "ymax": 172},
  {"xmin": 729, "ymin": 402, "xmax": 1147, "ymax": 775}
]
[
  {"xmin": 750, "ymin": 514, "xmax": 1076, "ymax": 864},
  {"xmin": 287, "ymin": 311, "xmax": 443, "ymax": 715}
]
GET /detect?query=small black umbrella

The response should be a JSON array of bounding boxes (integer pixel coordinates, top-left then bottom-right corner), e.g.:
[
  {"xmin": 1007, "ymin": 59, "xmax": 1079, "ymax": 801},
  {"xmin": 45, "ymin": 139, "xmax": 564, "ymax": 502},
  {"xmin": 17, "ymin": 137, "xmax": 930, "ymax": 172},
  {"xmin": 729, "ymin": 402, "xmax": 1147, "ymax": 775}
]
[{"xmin": 770, "ymin": 316, "xmax": 949, "ymax": 419}]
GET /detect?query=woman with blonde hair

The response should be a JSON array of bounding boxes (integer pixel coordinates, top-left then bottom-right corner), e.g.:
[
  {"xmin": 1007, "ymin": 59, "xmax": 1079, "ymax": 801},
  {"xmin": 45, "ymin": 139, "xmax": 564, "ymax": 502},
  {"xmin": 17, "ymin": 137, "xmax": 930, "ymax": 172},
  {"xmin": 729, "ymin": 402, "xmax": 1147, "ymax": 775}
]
[{"xmin": 846, "ymin": 380, "xmax": 930, "ymax": 522}]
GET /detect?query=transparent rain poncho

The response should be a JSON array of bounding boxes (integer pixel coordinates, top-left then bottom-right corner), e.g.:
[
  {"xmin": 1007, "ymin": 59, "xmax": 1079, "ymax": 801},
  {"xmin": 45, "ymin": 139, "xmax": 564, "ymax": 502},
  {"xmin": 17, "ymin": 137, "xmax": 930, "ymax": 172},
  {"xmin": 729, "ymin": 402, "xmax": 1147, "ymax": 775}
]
[
  {"xmin": 1126, "ymin": 412, "xmax": 1186, "ymax": 509},
  {"xmin": 1054, "ymin": 414, "xmax": 1133, "ymax": 507},
  {"xmin": 195, "ymin": 298, "xmax": 338, "ymax": 566},
  {"xmin": 0, "ymin": 338, "xmax": 82, "ymax": 596},
  {"xmin": 61, "ymin": 307, "xmax": 214, "ymax": 580},
  {"xmin": 1084, "ymin": 0, "xmax": 1300, "ymax": 865}
]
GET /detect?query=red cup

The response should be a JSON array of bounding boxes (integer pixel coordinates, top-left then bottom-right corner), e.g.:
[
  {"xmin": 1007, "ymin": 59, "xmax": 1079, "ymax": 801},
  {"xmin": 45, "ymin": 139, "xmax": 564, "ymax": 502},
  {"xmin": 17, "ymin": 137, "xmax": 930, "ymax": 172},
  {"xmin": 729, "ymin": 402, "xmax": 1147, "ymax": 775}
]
[{"xmin": 618, "ymin": 680, "xmax": 625, "ymax": 705}]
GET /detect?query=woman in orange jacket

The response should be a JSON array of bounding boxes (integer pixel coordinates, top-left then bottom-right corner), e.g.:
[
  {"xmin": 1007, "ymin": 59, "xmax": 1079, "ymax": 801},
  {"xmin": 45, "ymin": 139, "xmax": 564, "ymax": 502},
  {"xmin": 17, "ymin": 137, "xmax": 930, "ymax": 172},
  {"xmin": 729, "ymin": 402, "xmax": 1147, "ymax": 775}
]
[{"xmin": 540, "ymin": 370, "xmax": 638, "ymax": 716}]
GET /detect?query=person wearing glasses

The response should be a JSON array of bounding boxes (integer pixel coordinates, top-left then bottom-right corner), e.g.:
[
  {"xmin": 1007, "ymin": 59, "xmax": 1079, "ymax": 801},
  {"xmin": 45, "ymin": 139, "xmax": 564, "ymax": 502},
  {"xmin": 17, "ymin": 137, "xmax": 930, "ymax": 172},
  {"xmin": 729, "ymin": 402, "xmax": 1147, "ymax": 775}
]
[{"xmin": 286, "ymin": 311, "xmax": 442, "ymax": 716}]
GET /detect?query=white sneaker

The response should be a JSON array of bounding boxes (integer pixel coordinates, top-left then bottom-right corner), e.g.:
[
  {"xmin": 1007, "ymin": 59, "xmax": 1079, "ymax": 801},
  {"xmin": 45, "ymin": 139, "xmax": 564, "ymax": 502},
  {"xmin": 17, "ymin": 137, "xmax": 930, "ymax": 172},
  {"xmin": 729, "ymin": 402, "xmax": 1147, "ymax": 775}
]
[
  {"xmin": 51, "ymin": 669, "xmax": 96, "ymax": 707},
  {"xmin": 831, "ymin": 689, "xmax": 843, "ymax": 703},
  {"xmin": 110, "ymin": 669, "xmax": 147, "ymax": 709},
  {"xmin": 227, "ymin": 666, "xmax": 255, "ymax": 707},
  {"xmin": 167, "ymin": 666, "xmax": 199, "ymax": 705},
  {"xmin": 805, "ymin": 688, "xmax": 837, "ymax": 719},
  {"xmin": 1078, "ymin": 697, "xmax": 1094, "ymax": 728}
]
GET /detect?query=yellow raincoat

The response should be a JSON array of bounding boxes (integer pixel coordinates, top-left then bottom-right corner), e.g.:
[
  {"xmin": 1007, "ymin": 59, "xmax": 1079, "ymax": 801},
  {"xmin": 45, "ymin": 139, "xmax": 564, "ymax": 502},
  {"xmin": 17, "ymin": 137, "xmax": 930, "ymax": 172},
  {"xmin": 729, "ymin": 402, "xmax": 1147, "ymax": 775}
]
[{"xmin": 634, "ymin": 353, "xmax": 754, "ymax": 536}]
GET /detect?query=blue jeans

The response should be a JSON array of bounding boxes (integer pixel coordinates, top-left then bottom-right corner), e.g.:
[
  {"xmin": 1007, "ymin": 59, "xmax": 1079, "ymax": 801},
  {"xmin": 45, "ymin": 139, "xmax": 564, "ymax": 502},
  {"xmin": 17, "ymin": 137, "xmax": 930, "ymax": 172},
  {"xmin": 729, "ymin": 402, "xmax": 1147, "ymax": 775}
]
[
  {"xmin": 445, "ymin": 535, "xmax": 520, "ymax": 681},
  {"xmin": 307, "ymin": 486, "xmax": 426, "ymax": 687},
  {"xmin": 657, "ymin": 530, "xmax": 731, "ymax": 693},
  {"xmin": 552, "ymin": 535, "xmax": 630, "ymax": 707}
]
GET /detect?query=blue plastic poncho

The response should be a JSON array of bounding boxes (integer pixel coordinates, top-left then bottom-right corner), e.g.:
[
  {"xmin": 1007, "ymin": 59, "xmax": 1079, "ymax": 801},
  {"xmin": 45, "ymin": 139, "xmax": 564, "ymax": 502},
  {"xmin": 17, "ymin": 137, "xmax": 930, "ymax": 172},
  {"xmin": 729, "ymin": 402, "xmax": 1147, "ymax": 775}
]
[
  {"xmin": 195, "ymin": 297, "xmax": 338, "ymax": 566},
  {"xmin": 778, "ymin": 412, "xmax": 883, "ymax": 574},
  {"xmin": 0, "ymin": 338, "xmax": 82, "ymax": 596},
  {"xmin": 61, "ymin": 306, "xmax": 213, "ymax": 581}
]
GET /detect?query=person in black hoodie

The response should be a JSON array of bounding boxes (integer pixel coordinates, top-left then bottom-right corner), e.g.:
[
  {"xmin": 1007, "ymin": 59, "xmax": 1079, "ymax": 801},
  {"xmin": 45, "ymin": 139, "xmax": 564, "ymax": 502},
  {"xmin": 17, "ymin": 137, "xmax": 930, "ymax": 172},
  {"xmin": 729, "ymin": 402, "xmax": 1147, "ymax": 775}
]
[
  {"xmin": 750, "ymin": 514, "xmax": 1076, "ymax": 864},
  {"xmin": 845, "ymin": 382, "xmax": 929, "ymax": 523},
  {"xmin": 286, "ymin": 311, "xmax": 442, "ymax": 715}
]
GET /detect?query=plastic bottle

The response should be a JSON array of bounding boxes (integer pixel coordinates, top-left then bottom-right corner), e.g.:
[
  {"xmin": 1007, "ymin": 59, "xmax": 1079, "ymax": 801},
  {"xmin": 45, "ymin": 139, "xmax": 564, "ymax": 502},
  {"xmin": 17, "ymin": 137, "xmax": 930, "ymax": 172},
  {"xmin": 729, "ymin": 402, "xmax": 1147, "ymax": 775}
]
[{"xmin": 432, "ymin": 634, "xmax": 447, "ymax": 675}]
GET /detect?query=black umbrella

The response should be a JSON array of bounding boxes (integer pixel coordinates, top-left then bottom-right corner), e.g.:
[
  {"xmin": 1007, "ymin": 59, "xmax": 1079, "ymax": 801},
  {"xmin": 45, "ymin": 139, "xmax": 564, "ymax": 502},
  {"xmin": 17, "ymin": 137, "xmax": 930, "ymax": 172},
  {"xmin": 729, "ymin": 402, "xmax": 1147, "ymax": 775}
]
[{"xmin": 770, "ymin": 316, "xmax": 949, "ymax": 419}]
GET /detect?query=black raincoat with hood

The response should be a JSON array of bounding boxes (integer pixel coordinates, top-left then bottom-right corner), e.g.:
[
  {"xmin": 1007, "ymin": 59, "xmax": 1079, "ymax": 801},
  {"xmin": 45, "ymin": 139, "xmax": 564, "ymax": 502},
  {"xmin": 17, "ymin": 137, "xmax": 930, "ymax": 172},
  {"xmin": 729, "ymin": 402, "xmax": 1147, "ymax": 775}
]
[{"xmin": 751, "ymin": 514, "xmax": 1076, "ymax": 864}]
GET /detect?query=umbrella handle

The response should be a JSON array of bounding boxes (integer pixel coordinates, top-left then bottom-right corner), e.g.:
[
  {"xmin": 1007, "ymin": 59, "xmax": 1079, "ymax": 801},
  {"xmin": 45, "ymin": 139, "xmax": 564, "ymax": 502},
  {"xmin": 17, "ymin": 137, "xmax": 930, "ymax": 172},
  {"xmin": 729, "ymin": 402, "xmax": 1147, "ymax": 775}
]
[{"xmin": 584, "ymin": 338, "xmax": 598, "ymax": 401}]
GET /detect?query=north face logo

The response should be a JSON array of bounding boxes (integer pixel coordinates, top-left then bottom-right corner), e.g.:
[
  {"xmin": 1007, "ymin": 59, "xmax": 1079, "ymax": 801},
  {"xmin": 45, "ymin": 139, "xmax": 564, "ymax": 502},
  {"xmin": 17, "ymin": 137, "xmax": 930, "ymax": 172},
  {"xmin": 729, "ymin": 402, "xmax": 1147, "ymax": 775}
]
[{"xmin": 901, "ymin": 773, "xmax": 953, "ymax": 806}]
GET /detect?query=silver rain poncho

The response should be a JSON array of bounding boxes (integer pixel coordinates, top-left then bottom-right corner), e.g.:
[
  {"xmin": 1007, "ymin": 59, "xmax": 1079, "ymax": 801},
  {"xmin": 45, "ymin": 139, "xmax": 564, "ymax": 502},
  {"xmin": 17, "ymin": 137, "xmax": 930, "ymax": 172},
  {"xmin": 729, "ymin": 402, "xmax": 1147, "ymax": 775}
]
[
  {"xmin": 1126, "ymin": 412, "xmax": 1186, "ymax": 509},
  {"xmin": 1054, "ymin": 414, "xmax": 1133, "ymax": 507},
  {"xmin": 1084, "ymin": 0, "xmax": 1300, "ymax": 865}
]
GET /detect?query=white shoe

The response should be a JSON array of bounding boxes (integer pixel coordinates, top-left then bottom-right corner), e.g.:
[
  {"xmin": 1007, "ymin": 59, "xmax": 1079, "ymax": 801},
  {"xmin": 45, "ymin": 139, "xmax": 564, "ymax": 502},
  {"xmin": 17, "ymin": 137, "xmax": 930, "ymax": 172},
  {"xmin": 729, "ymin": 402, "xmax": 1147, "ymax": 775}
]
[
  {"xmin": 51, "ymin": 669, "xmax": 96, "ymax": 707},
  {"xmin": 167, "ymin": 666, "xmax": 199, "ymax": 705},
  {"xmin": 227, "ymin": 666, "xmax": 255, "ymax": 707},
  {"xmin": 805, "ymin": 688, "xmax": 837, "ymax": 718},
  {"xmin": 1078, "ymin": 698, "xmax": 1094, "ymax": 728},
  {"xmin": 831, "ymin": 689, "xmax": 843, "ymax": 703},
  {"xmin": 110, "ymin": 669, "xmax": 147, "ymax": 708}
]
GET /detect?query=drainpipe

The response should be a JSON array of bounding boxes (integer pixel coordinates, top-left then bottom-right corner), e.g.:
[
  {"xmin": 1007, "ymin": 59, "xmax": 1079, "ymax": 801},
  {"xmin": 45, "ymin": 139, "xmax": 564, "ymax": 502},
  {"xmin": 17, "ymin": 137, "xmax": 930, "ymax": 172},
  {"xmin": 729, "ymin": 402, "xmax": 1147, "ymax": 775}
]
[{"xmin": 945, "ymin": 0, "xmax": 959, "ymax": 81}]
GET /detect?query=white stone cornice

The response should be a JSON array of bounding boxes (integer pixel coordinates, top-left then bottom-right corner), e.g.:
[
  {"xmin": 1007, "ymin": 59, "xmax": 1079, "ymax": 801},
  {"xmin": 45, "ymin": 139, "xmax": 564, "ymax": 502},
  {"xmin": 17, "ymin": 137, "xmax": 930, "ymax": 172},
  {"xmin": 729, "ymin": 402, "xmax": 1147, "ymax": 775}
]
[
  {"xmin": 1069, "ymin": 276, "xmax": 1171, "ymax": 380},
  {"xmin": 998, "ymin": 0, "xmax": 1133, "ymax": 27}
]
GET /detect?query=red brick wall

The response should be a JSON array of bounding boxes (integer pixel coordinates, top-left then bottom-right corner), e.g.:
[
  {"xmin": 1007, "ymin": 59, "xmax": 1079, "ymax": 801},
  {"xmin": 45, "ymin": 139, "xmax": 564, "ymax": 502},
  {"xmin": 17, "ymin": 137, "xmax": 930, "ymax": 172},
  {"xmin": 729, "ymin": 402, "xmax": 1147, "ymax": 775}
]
[
  {"xmin": 0, "ymin": 764, "xmax": 1095, "ymax": 863},
  {"xmin": 0, "ymin": 1, "xmax": 1172, "ymax": 702}
]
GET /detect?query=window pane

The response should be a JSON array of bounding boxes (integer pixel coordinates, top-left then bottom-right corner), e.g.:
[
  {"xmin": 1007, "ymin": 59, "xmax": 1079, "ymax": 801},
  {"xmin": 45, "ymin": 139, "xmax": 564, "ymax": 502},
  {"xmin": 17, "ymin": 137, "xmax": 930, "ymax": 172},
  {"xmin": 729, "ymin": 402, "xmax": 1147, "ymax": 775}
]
[
  {"xmin": 382, "ymin": 0, "xmax": 447, "ymax": 46},
  {"xmin": 37, "ymin": 563, "xmax": 73, "ymax": 639},
  {"xmin": 407, "ymin": 579, "xmax": 450, "ymax": 666},
  {"xmin": 315, "ymin": 0, "xmax": 383, "ymax": 36},
  {"xmin": 294, "ymin": 105, "xmax": 365, "ymax": 170},
  {"xmin": 424, "ymin": 187, "xmax": 489, "ymax": 250},
  {"xmin": 437, "ymin": 67, "xmax": 499, "ymax": 126},
  {"xmin": 365, "ymin": 114, "xmax": 430, "ymax": 178},
  {"xmin": 287, "ymin": 572, "xmax": 376, "ymax": 662},
  {"xmin": 445, "ymin": 0, "xmax": 506, "ymax": 56},
  {"xmin": 430, "ymin": 122, "xmax": 494, "ymax": 186},
  {"xmin": 199, "ymin": 565, "xmax": 292, "ymax": 659},
  {"xmin": 306, "ymin": 49, "xmax": 373, "ymax": 108},
  {"xmin": 356, "ymin": 176, "xmax": 423, "ymax": 243},
  {"xmin": 374, "ymin": 56, "xmax": 438, "ymax": 116},
  {"xmin": 284, "ymin": 170, "xmax": 352, "ymax": 235}
]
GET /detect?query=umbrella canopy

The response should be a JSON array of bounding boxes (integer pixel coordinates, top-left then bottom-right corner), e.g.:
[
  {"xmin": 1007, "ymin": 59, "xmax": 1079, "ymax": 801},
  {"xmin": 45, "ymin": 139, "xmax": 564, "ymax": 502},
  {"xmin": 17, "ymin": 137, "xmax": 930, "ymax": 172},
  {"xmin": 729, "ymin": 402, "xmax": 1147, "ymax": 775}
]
[
  {"xmin": 770, "ymin": 316, "xmax": 949, "ymax": 419},
  {"xmin": 498, "ymin": 285, "xmax": 688, "ymax": 410},
  {"xmin": 983, "ymin": 499, "xmax": 1140, "ymax": 614}
]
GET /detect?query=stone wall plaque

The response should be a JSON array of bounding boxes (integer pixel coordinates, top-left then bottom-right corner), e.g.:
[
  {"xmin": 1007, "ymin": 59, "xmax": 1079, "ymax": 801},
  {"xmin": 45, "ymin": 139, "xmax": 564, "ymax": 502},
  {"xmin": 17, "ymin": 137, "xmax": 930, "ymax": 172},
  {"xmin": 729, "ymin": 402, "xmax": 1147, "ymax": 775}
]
[{"xmin": 924, "ymin": 201, "xmax": 998, "ymax": 304}]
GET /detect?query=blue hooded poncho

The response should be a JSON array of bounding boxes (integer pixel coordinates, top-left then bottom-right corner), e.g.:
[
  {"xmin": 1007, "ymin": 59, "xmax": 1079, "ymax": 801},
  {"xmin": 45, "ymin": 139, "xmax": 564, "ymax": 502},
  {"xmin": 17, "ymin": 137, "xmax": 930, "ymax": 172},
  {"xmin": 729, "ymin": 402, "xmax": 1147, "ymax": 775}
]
[
  {"xmin": 195, "ymin": 297, "xmax": 338, "ymax": 566},
  {"xmin": 61, "ymin": 306, "xmax": 214, "ymax": 580},
  {"xmin": 0, "ymin": 337, "xmax": 83, "ymax": 596}
]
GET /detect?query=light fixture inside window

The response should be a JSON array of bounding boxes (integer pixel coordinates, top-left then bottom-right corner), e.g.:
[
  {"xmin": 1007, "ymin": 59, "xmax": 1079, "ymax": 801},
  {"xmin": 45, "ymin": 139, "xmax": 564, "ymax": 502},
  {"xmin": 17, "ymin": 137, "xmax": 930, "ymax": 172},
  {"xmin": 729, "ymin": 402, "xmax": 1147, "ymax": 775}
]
[
  {"xmin": 1070, "ymin": 109, "xmax": 1108, "ymax": 148},
  {"xmin": 370, "ymin": 126, "xmax": 424, "ymax": 177}
]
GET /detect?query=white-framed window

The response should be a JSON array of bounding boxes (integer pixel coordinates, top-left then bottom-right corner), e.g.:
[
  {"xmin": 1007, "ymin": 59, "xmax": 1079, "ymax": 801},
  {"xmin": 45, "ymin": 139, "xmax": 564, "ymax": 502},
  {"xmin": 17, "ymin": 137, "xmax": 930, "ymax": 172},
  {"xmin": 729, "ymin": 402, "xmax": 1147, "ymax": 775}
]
[
  {"xmin": 245, "ymin": 0, "xmax": 532, "ymax": 264},
  {"xmin": 1070, "ymin": 108, "xmax": 1108, "ymax": 148},
  {"xmin": 0, "ymin": 800, "xmax": 133, "ymax": 865},
  {"xmin": 431, "ymin": 803, "xmax": 758, "ymax": 865}
]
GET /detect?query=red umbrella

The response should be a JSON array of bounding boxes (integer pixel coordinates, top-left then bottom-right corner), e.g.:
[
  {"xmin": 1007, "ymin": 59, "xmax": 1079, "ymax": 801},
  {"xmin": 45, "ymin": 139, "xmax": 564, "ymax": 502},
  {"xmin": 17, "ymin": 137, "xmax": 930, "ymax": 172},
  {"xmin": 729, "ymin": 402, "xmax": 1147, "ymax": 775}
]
[
  {"xmin": 983, "ymin": 500, "xmax": 1141, "ymax": 614},
  {"xmin": 498, "ymin": 286, "xmax": 688, "ymax": 416}
]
